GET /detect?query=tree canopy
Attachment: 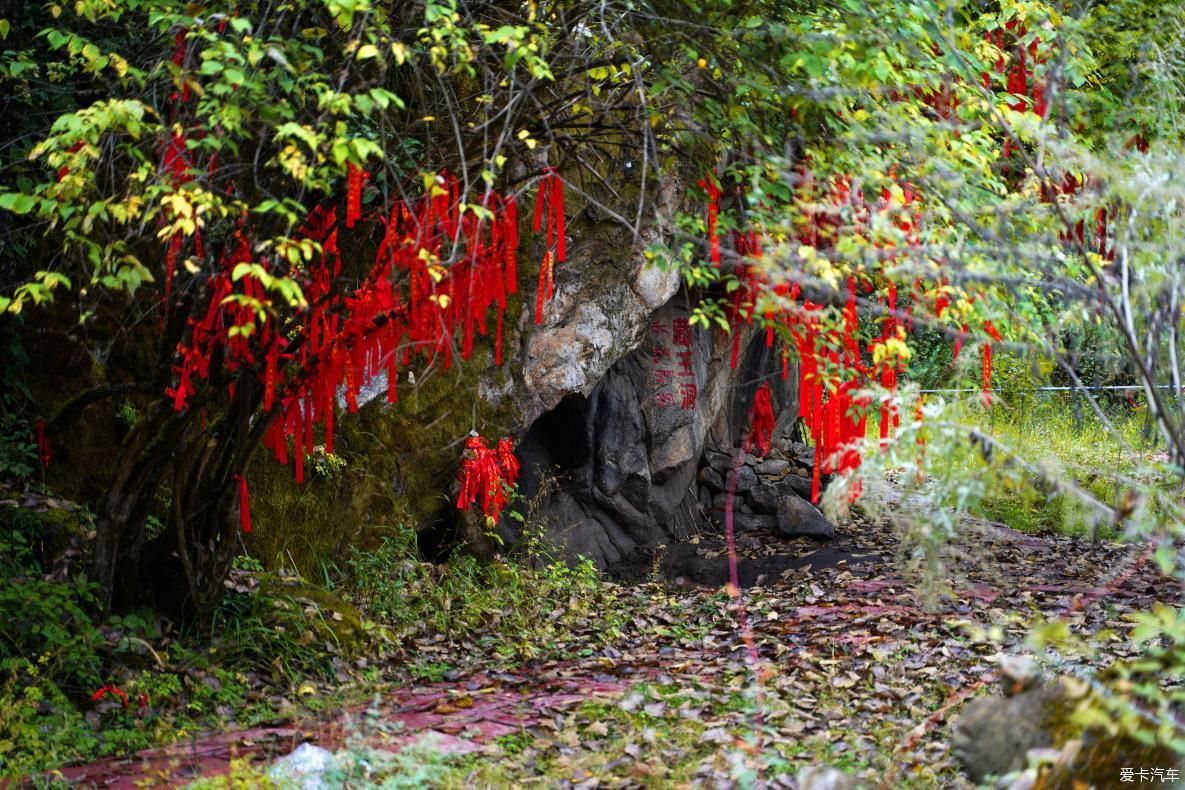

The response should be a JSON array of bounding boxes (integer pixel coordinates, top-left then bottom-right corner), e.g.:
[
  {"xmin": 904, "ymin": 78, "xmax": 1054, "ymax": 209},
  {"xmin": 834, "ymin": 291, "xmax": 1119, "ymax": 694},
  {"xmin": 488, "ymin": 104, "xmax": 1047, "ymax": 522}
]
[{"xmin": 1, "ymin": 0, "xmax": 1184, "ymax": 646}]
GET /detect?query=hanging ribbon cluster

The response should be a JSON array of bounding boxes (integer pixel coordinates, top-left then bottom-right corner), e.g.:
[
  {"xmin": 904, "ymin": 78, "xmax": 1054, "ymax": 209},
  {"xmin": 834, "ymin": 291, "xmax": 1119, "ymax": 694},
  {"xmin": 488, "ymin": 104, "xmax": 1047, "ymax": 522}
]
[
  {"xmin": 712, "ymin": 169, "xmax": 936, "ymax": 505},
  {"xmin": 790, "ymin": 176, "xmax": 873, "ymax": 504},
  {"xmin": 726, "ymin": 227, "xmax": 768, "ymax": 371},
  {"xmin": 167, "ymin": 171, "xmax": 523, "ymax": 505},
  {"xmin": 1039, "ymin": 173, "xmax": 1114, "ymax": 262},
  {"xmin": 981, "ymin": 20, "xmax": 1047, "ymax": 156},
  {"xmin": 981, "ymin": 320, "xmax": 1002, "ymax": 406},
  {"xmin": 456, "ymin": 435, "xmax": 520, "ymax": 521},
  {"xmin": 533, "ymin": 167, "xmax": 565, "ymax": 323}
]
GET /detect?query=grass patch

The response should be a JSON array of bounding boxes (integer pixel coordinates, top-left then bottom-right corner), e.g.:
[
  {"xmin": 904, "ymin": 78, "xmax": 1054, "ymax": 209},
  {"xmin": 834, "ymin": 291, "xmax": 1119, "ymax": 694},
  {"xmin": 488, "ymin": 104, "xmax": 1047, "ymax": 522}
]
[
  {"xmin": 345, "ymin": 523, "xmax": 627, "ymax": 666},
  {"xmin": 971, "ymin": 394, "xmax": 1153, "ymax": 536}
]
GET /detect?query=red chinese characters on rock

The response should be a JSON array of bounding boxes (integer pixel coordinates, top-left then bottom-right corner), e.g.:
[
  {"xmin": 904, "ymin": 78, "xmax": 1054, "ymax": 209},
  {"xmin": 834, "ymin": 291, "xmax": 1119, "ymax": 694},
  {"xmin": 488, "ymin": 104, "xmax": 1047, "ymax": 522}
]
[
  {"xmin": 650, "ymin": 318, "xmax": 698, "ymax": 411},
  {"xmin": 456, "ymin": 435, "xmax": 520, "ymax": 521},
  {"xmin": 672, "ymin": 317, "xmax": 697, "ymax": 411}
]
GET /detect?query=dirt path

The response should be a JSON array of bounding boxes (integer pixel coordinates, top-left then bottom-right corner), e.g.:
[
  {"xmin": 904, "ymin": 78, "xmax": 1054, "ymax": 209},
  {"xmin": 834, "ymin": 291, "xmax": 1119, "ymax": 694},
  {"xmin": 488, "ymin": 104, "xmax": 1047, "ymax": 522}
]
[{"xmin": 44, "ymin": 506, "xmax": 1179, "ymax": 788}]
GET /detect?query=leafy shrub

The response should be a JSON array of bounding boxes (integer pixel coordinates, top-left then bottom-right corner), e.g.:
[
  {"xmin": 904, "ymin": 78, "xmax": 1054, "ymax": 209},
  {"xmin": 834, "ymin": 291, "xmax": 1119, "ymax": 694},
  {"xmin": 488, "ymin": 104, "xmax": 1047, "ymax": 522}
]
[
  {"xmin": 0, "ymin": 509, "xmax": 104, "ymax": 695},
  {"xmin": 0, "ymin": 659, "xmax": 98, "ymax": 777},
  {"xmin": 0, "ymin": 414, "xmax": 35, "ymax": 481}
]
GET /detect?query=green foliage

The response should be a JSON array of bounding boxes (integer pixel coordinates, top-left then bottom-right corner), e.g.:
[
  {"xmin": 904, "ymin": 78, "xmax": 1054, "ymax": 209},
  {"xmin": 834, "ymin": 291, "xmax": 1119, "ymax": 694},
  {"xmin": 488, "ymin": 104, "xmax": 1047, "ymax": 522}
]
[
  {"xmin": 0, "ymin": 512, "xmax": 359, "ymax": 779},
  {"xmin": 0, "ymin": 509, "xmax": 104, "ymax": 694},
  {"xmin": 0, "ymin": 416, "xmax": 36, "ymax": 481},
  {"xmin": 0, "ymin": 659, "xmax": 98, "ymax": 778},
  {"xmin": 1027, "ymin": 602, "xmax": 1185, "ymax": 758},
  {"xmin": 208, "ymin": 569, "xmax": 361, "ymax": 685}
]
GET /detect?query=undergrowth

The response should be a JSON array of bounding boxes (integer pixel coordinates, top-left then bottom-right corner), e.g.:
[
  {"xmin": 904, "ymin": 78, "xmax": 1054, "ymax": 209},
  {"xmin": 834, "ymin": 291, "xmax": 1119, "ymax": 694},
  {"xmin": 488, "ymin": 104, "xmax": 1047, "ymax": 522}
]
[
  {"xmin": 969, "ymin": 392, "xmax": 1155, "ymax": 537},
  {"xmin": 347, "ymin": 522, "xmax": 624, "ymax": 664},
  {"xmin": 1, "ymin": 495, "xmax": 621, "ymax": 781}
]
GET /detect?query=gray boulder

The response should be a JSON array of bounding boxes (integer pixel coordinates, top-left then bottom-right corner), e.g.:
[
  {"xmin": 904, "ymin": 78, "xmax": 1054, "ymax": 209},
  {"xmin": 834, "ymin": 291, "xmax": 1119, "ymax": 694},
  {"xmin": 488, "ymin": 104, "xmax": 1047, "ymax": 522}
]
[{"xmin": 775, "ymin": 494, "xmax": 834, "ymax": 539}]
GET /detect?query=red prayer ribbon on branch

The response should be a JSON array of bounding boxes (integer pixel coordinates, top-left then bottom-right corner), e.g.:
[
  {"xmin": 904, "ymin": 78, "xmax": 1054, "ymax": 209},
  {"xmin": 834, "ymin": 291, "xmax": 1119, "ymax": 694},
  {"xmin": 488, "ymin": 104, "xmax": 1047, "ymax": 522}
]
[
  {"xmin": 234, "ymin": 473, "xmax": 251, "ymax": 533},
  {"xmin": 92, "ymin": 685, "xmax": 128, "ymax": 708},
  {"xmin": 456, "ymin": 434, "xmax": 520, "ymax": 521},
  {"xmin": 532, "ymin": 167, "xmax": 565, "ymax": 323},
  {"xmin": 34, "ymin": 419, "xmax": 51, "ymax": 470},
  {"xmin": 698, "ymin": 175, "xmax": 721, "ymax": 266}
]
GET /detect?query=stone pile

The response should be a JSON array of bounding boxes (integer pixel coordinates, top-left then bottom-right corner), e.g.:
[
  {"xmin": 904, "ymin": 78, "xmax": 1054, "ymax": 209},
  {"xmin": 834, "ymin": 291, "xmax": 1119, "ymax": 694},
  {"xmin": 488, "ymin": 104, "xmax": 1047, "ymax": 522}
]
[{"xmin": 696, "ymin": 441, "xmax": 835, "ymax": 539}]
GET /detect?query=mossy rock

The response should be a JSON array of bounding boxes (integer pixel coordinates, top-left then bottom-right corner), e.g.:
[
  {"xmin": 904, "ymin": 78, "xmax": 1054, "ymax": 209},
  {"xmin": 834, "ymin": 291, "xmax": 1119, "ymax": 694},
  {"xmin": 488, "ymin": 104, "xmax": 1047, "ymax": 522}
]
[
  {"xmin": 256, "ymin": 577, "xmax": 365, "ymax": 651},
  {"xmin": 0, "ymin": 498, "xmax": 92, "ymax": 576},
  {"xmin": 245, "ymin": 312, "xmax": 524, "ymax": 575},
  {"xmin": 1037, "ymin": 736, "xmax": 1182, "ymax": 790}
]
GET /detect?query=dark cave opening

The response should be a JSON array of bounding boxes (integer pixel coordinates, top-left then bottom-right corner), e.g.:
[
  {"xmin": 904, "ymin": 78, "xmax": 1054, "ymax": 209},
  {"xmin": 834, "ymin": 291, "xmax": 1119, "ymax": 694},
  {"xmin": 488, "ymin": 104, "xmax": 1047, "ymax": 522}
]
[{"xmin": 514, "ymin": 392, "xmax": 592, "ymax": 501}]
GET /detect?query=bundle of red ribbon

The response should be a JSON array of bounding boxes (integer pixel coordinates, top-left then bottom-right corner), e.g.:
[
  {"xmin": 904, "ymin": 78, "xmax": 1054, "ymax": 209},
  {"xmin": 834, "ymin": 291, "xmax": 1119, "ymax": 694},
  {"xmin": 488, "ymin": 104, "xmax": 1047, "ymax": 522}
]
[{"xmin": 456, "ymin": 435, "xmax": 520, "ymax": 521}]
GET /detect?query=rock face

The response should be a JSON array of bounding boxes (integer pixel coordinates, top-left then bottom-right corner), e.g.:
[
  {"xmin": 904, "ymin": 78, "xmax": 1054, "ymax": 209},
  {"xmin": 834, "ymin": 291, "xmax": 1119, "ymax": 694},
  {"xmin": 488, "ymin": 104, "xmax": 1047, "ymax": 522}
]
[
  {"xmin": 776, "ymin": 494, "xmax": 835, "ymax": 539},
  {"xmin": 954, "ymin": 693, "xmax": 1059, "ymax": 783},
  {"xmin": 518, "ymin": 175, "xmax": 685, "ymax": 429},
  {"xmin": 514, "ymin": 297, "xmax": 737, "ymax": 566},
  {"xmin": 509, "ymin": 280, "xmax": 829, "ymax": 565},
  {"xmin": 344, "ymin": 164, "xmax": 833, "ymax": 566}
]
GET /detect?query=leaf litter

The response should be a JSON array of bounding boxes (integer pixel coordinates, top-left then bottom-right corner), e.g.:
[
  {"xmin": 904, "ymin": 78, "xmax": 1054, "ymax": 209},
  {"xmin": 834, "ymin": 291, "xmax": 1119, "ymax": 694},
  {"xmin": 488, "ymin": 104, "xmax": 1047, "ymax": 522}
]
[{"xmin": 53, "ymin": 488, "xmax": 1182, "ymax": 788}]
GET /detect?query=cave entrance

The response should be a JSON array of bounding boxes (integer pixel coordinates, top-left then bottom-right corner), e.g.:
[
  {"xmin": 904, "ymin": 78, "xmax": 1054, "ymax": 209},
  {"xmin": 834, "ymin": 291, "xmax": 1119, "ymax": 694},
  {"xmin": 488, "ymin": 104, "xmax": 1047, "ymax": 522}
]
[{"xmin": 515, "ymin": 392, "xmax": 591, "ymax": 501}]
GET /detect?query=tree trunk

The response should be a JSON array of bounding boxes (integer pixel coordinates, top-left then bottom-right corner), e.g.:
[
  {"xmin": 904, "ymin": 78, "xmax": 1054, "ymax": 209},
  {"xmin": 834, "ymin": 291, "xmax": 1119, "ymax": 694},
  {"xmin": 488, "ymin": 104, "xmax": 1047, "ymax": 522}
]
[
  {"xmin": 92, "ymin": 405, "xmax": 191, "ymax": 613},
  {"xmin": 93, "ymin": 378, "xmax": 269, "ymax": 621}
]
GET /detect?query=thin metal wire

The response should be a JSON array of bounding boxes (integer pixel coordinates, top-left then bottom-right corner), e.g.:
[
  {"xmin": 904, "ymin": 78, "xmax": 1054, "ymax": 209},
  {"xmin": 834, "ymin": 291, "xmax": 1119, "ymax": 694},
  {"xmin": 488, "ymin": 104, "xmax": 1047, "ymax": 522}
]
[{"xmin": 918, "ymin": 384, "xmax": 1185, "ymax": 394}]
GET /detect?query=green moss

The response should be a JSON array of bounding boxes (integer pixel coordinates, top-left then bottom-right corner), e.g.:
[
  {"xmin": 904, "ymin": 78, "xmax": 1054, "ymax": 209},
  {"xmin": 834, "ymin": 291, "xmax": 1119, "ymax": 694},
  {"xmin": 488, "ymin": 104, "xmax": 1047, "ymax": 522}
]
[
  {"xmin": 257, "ymin": 578, "xmax": 364, "ymax": 649},
  {"xmin": 245, "ymin": 301, "xmax": 525, "ymax": 575}
]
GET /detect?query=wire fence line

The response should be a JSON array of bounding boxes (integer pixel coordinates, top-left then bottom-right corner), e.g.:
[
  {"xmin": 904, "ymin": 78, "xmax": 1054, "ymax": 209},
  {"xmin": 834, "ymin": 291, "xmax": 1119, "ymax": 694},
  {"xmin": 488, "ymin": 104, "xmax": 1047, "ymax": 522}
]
[{"xmin": 917, "ymin": 384, "xmax": 1185, "ymax": 394}]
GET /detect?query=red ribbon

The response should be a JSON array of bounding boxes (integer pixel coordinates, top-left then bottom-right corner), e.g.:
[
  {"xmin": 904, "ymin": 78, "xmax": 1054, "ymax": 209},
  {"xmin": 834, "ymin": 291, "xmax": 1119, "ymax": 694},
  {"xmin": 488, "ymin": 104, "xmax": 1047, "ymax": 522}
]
[
  {"xmin": 35, "ymin": 419, "xmax": 51, "ymax": 469},
  {"xmin": 750, "ymin": 383, "xmax": 776, "ymax": 457},
  {"xmin": 346, "ymin": 164, "xmax": 369, "ymax": 228},
  {"xmin": 234, "ymin": 473, "xmax": 251, "ymax": 533},
  {"xmin": 532, "ymin": 168, "xmax": 565, "ymax": 323},
  {"xmin": 456, "ymin": 435, "xmax": 520, "ymax": 521},
  {"xmin": 698, "ymin": 175, "xmax": 721, "ymax": 266},
  {"xmin": 92, "ymin": 685, "xmax": 128, "ymax": 708}
]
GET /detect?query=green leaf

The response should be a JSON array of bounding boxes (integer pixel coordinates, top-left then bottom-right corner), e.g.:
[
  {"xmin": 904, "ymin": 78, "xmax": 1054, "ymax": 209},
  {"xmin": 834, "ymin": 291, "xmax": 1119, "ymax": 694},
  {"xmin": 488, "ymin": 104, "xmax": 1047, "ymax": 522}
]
[{"xmin": 0, "ymin": 193, "xmax": 37, "ymax": 214}]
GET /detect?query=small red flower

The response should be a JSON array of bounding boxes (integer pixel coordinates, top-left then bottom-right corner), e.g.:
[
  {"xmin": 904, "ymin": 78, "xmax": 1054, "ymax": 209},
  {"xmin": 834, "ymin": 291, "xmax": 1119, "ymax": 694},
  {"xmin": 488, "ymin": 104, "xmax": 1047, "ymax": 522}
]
[{"xmin": 92, "ymin": 685, "xmax": 129, "ymax": 708}]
